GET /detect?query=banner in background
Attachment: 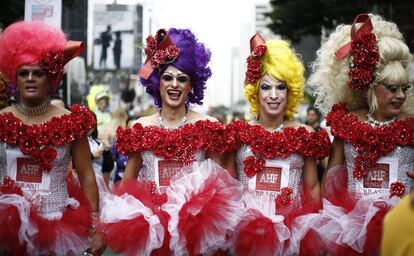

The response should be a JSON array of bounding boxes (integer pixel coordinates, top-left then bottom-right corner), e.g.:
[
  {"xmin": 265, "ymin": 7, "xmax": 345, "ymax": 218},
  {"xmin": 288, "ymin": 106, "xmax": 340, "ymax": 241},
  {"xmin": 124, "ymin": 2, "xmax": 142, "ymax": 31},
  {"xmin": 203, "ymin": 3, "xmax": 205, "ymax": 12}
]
[
  {"xmin": 24, "ymin": 0, "xmax": 62, "ymax": 28},
  {"xmin": 93, "ymin": 4, "xmax": 138, "ymax": 71}
]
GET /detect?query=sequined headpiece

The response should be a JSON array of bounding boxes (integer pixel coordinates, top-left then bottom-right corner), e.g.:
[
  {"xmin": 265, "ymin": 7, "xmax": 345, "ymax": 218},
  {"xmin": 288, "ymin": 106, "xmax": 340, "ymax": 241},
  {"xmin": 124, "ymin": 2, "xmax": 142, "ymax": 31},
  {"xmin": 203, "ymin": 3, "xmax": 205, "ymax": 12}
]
[
  {"xmin": 138, "ymin": 29, "xmax": 180, "ymax": 80},
  {"xmin": 39, "ymin": 41, "xmax": 84, "ymax": 89},
  {"xmin": 245, "ymin": 33, "xmax": 267, "ymax": 84},
  {"xmin": 335, "ymin": 14, "xmax": 380, "ymax": 92}
]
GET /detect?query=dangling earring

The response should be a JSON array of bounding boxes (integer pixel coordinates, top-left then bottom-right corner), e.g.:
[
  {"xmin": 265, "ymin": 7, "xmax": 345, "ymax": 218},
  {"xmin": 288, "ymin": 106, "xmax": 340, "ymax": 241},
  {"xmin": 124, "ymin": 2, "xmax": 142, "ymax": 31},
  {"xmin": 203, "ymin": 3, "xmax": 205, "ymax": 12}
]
[
  {"xmin": 185, "ymin": 92, "xmax": 191, "ymax": 110},
  {"xmin": 8, "ymin": 83, "xmax": 18, "ymax": 98}
]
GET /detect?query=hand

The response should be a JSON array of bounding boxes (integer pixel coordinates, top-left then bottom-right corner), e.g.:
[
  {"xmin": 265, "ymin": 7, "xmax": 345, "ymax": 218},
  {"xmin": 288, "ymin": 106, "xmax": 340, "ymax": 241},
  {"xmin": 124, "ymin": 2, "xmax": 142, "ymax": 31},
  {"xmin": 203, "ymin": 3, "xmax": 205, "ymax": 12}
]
[{"xmin": 89, "ymin": 232, "xmax": 106, "ymax": 256}]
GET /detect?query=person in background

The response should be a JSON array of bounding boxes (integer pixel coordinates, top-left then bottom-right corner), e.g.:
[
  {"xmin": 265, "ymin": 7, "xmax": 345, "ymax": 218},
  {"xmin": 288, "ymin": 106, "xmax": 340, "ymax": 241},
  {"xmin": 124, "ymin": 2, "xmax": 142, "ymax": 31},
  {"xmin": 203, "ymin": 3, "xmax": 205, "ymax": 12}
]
[
  {"xmin": 305, "ymin": 106, "xmax": 322, "ymax": 132},
  {"xmin": 88, "ymin": 113, "xmax": 104, "ymax": 176},
  {"xmin": 113, "ymin": 31, "xmax": 122, "ymax": 70},
  {"xmin": 305, "ymin": 106, "xmax": 327, "ymax": 182},
  {"xmin": 94, "ymin": 91, "xmax": 112, "ymax": 136},
  {"xmin": 99, "ymin": 25, "xmax": 112, "ymax": 69},
  {"xmin": 101, "ymin": 107, "xmax": 128, "ymax": 187}
]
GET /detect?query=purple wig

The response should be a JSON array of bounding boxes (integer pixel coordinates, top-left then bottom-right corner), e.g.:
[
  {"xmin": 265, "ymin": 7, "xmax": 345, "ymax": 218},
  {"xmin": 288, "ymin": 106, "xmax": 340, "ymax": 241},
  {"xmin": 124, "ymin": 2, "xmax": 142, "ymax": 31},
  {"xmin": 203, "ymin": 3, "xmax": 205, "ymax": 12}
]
[{"xmin": 139, "ymin": 28, "xmax": 212, "ymax": 108}]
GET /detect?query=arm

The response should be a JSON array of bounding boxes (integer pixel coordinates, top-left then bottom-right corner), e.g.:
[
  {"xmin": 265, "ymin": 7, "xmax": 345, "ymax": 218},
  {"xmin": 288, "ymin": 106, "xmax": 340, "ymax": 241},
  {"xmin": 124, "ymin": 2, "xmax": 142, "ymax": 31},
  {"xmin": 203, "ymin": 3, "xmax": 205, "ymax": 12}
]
[
  {"xmin": 302, "ymin": 156, "xmax": 320, "ymax": 203},
  {"xmin": 122, "ymin": 152, "xmax": 142, "ymax": 180},
  {"xmin": 222, "ymin": 151, "xmax": 238, "ymax": 179},
  {"xmin": 322, "ymin": 137, "xmax": 345, "ymax": 192},
  {"xmin": 206, "ymin": 150, "xmax": 229, "ymax": 172},
  {"xmin": 71, "ymin": 136, "xmax": 99, "ymax": 211},
  {"xmin": 71, "ymin": 136, "xmax": 104, "ymax": 254}
]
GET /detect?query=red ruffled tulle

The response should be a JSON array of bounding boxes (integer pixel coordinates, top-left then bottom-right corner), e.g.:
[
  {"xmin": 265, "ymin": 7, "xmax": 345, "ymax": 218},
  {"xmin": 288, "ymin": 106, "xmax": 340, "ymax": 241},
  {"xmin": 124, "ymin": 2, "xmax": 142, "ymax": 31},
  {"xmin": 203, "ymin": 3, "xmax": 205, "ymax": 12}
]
[
  {"xmin": 104, "ymin": 215, "xmax": 150, "ymax": 256},
  {"xmin": 151, "ymin": 210, "xmax": 171, "ymax": 256},
  {"xmin": 0, "ymin": 173, "xmax": 91, "ymax": 254},
  {"xmin": 299, "ymin": 229, "xmax": 325, "ymax": 256},
  {"xmin": 233, "ymin": 209, "xmax": 280, "ymax": 256},
  {"xmin": 30, "ymin": 174, "xmax": 91, "ymax": 252},
  {"xmin": 175, "ymin": 170, "xmax": 242, "ymax": 256},
  {"xmin": 322, "ymin": 166, "xmax": 390, "ymax": 255},
  {"xmin": 278, "ymin": 182, "xmax": 323, "ymax": 256},
  {"xmin": 326, "ymin": 208, "xmax": 387, "ymax": 256},
  {"xmin": 110, "ymin": 179, "xmax": 172, "ymax": 255},
  {"xmin": 0, "ymin": 204, "xmax": 27, "ymax": 255},
  {"xmin": 323, "ymin": 166, "xmax": 356, "ymax": 212},
  {"xmin": 278, "ymin": 182, "xmax": 321, "ymax": 225},
  {"xmin": 112, "ymin": 179, "xmax": 165, "ymax": 212},
  {"xmin": 363, "ymin": 206, "xmax": 388, "ymax": 255}
]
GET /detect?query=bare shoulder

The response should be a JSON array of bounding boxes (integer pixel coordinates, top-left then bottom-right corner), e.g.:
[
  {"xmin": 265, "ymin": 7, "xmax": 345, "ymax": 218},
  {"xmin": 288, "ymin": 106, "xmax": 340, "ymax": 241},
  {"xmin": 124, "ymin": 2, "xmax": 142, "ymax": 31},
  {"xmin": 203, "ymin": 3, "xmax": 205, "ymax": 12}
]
[
  {"xmin": 398, "ymin": 112, "xmax": 413, "ymax": 120},
  {"xmin": 350, "ymin": 108, "xmax": 368, "ymax": 121},
  {"xmin": 188, "ymin": 110, "xmax": 219, "ymax": 123},
  {"xmin": 247, "ymin": 119, "xmax": 256, "ymax": 125},
  {"xmin": 0, "ymin": 105, "xmax": 14, "ymax": 114},
  {"xmin": 285, "ymin": 120, "xmax": 315, "ymax": 132},
  {"xmin": 131, "ymin": 113, "xmax": 158, "ymax": 127},
  {"xmin": 53, "ymin": 106, "xmax": 70, "ymax": 116}
]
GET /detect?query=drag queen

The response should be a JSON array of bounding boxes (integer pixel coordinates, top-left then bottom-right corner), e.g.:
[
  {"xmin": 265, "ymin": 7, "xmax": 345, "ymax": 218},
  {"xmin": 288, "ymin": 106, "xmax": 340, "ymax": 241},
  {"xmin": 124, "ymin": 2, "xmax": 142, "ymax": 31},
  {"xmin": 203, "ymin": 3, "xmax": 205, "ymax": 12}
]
[
  {"xmin": 0, "ymin": 21, "xmax": 104, "ymax": 255},
  {"xmin": 101, "ymin": 28, "xmax": 243, "ymax": 256},
  {"xmin": 225, "ymin": 34, "xmax": 331, "ymax": 255},
  {"xmin": 309, "ymin": 13, "xmax": 414, "ymax": 255}
]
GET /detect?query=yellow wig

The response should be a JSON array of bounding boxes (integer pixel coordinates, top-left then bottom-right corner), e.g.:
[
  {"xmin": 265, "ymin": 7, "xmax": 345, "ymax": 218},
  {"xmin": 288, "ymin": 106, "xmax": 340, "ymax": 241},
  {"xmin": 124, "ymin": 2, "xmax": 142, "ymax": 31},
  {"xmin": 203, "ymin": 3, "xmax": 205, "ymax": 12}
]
[{"xmin": 244, "ymin": 40, "xmax": 304, "ymax": 120}]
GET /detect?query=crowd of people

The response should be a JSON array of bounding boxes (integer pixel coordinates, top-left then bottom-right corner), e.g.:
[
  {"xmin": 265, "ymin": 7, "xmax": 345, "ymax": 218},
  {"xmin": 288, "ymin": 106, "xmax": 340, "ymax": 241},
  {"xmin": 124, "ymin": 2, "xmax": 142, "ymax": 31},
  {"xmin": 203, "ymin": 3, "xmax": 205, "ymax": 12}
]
[{"xmin": 0, "ymin": 13, "xmax": 413, "ymax": 256}]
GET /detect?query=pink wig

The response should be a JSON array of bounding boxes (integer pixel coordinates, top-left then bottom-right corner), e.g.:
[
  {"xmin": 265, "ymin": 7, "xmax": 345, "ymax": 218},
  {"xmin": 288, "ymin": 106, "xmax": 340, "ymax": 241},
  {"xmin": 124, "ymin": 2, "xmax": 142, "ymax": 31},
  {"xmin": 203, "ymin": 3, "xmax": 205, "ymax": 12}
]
[{"xmin": 0, "ymin": 21, "xmax": 69, "ymax": 93}]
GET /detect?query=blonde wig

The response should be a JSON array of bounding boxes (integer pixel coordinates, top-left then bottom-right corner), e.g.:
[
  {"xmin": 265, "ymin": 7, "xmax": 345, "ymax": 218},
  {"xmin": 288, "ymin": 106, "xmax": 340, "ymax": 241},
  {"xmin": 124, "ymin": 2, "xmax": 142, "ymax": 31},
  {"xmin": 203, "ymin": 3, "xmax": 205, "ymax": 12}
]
[
  {"xmin": 244, "ymin": 40, "xmax": 305, "ymax": 120},
  {"xmin": 309, "ymin": 14, "xmax": 413, "ymax": 115}
]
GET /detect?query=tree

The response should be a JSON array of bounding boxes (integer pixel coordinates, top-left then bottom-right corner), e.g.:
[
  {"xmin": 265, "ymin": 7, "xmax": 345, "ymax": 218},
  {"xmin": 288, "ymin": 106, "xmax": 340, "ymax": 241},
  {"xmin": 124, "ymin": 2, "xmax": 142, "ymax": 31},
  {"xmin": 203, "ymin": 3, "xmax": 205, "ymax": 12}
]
[{"xmin": 267, "ymin": 0, "xmax": 414, "ymax": 49}]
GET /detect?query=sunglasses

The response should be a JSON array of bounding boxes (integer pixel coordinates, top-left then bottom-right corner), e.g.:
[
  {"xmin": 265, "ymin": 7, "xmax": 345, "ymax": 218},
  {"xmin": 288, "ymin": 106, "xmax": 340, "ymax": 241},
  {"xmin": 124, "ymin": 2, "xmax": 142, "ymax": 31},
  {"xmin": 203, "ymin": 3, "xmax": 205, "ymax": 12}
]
[{"xmin": 382, "ymin": 83, "xmax": 412, "ymax": 93}]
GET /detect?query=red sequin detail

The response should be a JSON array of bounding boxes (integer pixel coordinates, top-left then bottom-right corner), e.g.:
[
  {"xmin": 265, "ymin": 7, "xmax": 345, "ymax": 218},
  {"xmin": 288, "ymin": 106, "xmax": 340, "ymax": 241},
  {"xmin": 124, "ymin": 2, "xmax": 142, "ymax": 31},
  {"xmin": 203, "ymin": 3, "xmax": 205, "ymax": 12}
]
[
  {"xmin": 0, "ymin": 105, "xmax": 95, "ymax": 172},
  {"xmin": 245, "ymin": 45, "xmax": 267, "ymax": 84},
  {"xmin": 276, "ymin": 187, "xmax": 293, "ymax": 208},
  {"xmin": 0, "ymin": 176, "xmax": 23, "ymax": 196},
  {"xmin": 145, "ymin": 181, "xmax": 167, "ymax": 205},
  {"xmin": 143, "ymin": 35, "xmax": 180, "ymax": 69},
  {"xmin": 389, "ymin": 182, "xmax": 405, "ymax": 198},
  {"xmin": 327, "ymin": 103, "xmax": 413, "ymax": 179},
  {"xmin": 39, "ymin": 49, "xmax": 65, "ymax": 87},
  {"xmin": 243, "ymin": 156, "xmax": 266, "ymax": 178},
  {"xmin": 227, "ymin": 120, "xmax": 331, "ymax": 177},
  {"xmin": 348, "ymin": 32, "xmax": 379, "ymax": 92},
  {"xmin": 116, "ymin": 120, "xmax": 229, "ymax": 165}
]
